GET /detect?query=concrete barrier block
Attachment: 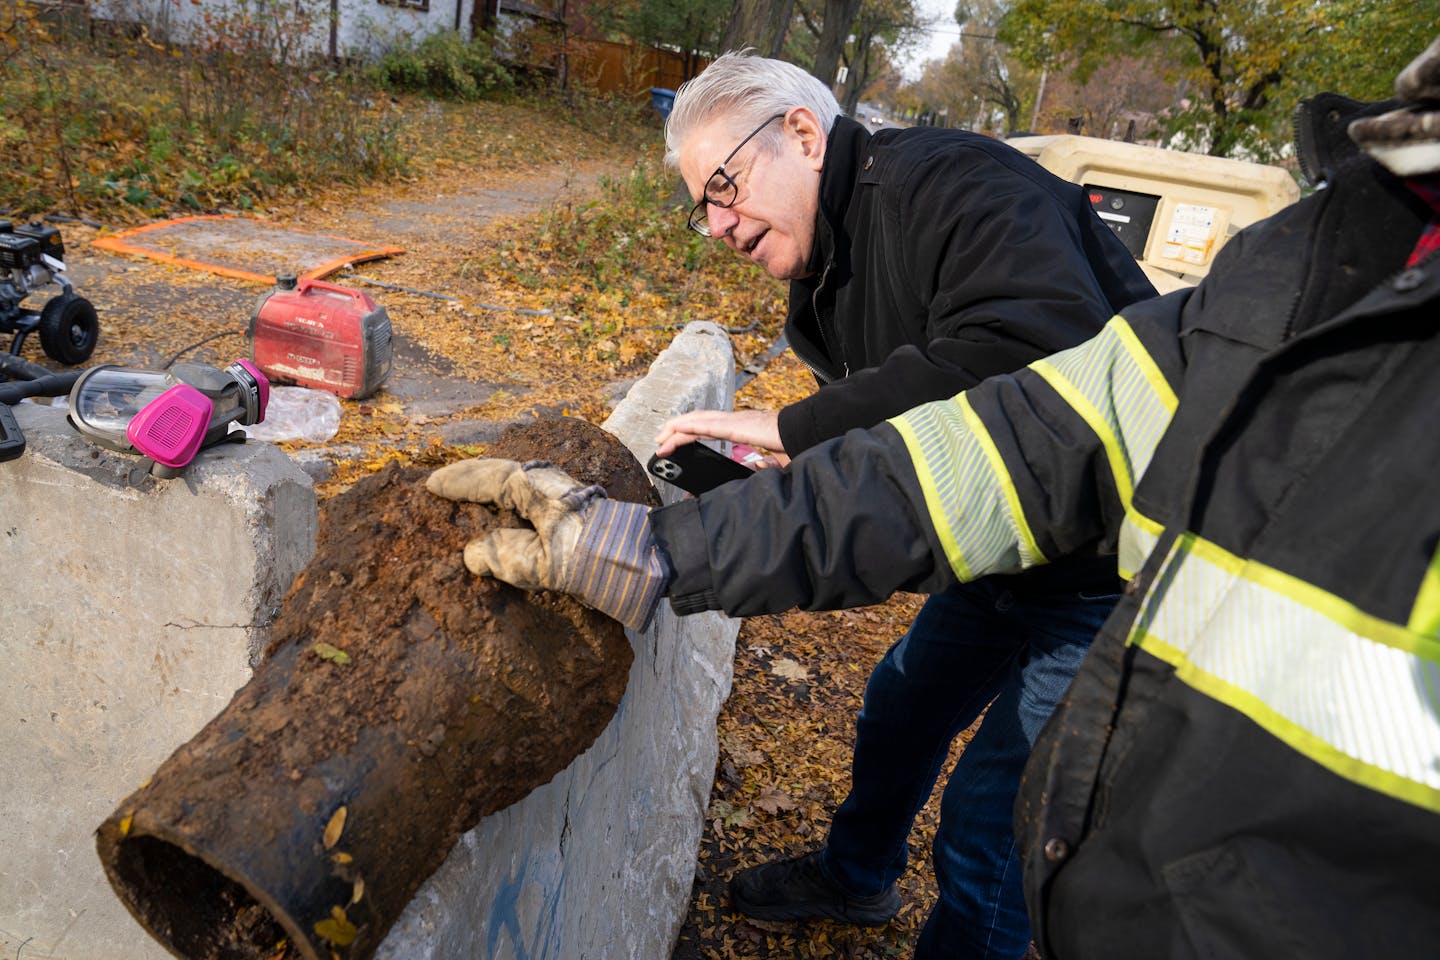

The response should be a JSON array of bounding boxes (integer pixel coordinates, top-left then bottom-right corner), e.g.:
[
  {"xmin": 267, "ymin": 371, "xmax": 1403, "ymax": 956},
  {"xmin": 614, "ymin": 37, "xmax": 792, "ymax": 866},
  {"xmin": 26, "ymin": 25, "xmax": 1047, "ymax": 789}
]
[
  {"xmin": 602, "ymin": 321, "xmax": 736, "ymax": 481},
  {"xmin": 1, "ymin": 403, "xmax": 317, "ymax": 960}
]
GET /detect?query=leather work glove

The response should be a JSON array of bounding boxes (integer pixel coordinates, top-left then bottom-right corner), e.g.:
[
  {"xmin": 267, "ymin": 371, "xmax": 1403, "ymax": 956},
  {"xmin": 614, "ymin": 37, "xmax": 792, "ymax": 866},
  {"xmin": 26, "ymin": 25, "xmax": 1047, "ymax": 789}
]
[
  {"xmin": 1349, "ymin": 34, "xmax": 1440, "ymax": 176},
  {"xmin": 426, "ymin": 458, "xmax": 670, "ymax": 630}
]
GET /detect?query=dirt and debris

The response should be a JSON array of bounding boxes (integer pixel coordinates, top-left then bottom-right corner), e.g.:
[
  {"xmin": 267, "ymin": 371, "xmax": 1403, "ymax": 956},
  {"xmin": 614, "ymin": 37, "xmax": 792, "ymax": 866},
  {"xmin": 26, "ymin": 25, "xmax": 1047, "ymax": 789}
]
[{"xmin": 97, "ymin": 417, "xmax": 655, "ymax": 960}]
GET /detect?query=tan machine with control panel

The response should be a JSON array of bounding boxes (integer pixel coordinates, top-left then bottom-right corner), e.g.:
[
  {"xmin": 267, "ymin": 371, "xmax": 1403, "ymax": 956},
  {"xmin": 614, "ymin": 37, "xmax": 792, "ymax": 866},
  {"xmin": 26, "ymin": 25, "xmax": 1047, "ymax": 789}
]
[{"xmin": 1010, "ymin": 135, "xmax": 1301, "ymax": 293}]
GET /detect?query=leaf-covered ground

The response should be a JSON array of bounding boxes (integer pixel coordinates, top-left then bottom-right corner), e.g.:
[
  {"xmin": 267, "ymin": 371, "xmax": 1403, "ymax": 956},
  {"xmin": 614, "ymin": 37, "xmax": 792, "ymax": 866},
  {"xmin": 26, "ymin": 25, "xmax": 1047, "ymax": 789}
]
[{"xmin": 38, "ymin": 92, "xmax": 790, "ymax": 496}]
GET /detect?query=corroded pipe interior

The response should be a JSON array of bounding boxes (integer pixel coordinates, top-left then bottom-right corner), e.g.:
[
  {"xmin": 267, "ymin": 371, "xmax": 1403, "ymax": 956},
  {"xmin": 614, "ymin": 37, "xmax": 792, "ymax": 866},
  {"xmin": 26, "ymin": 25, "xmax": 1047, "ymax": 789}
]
[{"xmin": 108, "ymin": 834, "xmax": 292, "ymax": 960}]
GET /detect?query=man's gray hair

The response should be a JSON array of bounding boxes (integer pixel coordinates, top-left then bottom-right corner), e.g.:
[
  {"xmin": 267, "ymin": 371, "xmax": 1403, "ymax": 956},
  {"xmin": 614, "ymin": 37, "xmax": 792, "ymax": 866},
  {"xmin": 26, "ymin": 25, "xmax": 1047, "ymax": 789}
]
[{"xmin": 664, "ymin": 50, "xmax": 843, "ymax": 169}]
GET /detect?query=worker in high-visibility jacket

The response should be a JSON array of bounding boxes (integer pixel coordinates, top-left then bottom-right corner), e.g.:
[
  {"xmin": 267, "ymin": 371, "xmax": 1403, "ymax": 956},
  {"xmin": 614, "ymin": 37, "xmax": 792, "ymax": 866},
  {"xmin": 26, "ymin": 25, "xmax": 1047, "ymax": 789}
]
[{"xmin": 428, "ymin": 36, "xmax": 1440, "ymax": 959}]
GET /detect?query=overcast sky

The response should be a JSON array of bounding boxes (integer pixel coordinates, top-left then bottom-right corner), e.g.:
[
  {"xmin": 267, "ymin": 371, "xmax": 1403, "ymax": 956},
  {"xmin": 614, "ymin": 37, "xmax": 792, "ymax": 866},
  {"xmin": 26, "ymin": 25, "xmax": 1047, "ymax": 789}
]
[{"xmin": 900, "ymin": 0, "xmax": 962, "ymax": 81}]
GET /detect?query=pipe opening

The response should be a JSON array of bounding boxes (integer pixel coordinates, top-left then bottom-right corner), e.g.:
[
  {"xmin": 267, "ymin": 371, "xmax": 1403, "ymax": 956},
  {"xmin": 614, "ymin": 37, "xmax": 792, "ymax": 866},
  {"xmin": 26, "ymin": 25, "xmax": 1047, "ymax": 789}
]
[{"xmin": 109, "ymin": 834, "xmax": 294, "ymax": 960}]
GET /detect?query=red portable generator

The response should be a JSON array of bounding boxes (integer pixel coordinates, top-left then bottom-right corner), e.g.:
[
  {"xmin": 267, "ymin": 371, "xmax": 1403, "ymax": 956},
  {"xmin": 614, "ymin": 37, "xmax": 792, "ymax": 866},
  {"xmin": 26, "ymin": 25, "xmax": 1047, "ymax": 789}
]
[{"xmin": 249, "ymin": 275, "xmax": 392, "ymax": 399}]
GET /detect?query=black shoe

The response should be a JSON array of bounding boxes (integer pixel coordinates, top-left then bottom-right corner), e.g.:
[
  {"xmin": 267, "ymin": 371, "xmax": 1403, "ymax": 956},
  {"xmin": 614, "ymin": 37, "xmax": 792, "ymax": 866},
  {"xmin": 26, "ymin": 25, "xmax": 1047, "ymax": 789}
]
[{"xmin": 729, "ymin": 850, "xmax": 901, "ymax": 926}]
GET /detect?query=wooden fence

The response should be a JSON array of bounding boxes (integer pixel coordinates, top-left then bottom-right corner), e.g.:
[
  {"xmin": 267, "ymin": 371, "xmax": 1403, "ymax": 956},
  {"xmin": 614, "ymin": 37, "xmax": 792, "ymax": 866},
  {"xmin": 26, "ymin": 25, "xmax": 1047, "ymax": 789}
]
[{"xmin": 565, "ymin": 39, "xmax": 709, "ymax": 97}]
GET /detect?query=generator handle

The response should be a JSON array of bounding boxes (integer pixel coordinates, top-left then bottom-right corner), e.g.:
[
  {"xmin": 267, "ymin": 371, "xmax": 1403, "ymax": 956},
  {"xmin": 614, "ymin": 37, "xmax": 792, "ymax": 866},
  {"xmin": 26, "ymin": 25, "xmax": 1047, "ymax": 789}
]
[{"xmin": 297, "ymin": 276, "xmax": 371, "ymax": 303}]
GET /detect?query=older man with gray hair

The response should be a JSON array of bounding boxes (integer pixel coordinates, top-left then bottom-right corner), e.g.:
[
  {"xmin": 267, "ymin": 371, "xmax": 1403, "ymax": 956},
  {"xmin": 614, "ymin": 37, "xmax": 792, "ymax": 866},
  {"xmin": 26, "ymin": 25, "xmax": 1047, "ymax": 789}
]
[{"xmin": 649, "ymin": 51, "xmax": 1154, "ymax": 959}]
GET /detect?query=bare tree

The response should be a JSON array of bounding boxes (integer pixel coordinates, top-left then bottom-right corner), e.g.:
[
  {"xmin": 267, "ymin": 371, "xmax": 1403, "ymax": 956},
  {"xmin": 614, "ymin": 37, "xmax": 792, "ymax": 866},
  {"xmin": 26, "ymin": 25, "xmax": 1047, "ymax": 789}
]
[
  {"xmin": 836, "ymin": 0, "xmax": 925, "ymax": 115},
  {"xmin": 720, "ymin": 0, "xmax": 796, "ymax": 56},
  {"xmin": 1036, "ymin": 52, "xmax": 1180, "ymax": 141},
  {"xmin": 811, "ymin": 0, "xmax": 864, "ymax": 89}
]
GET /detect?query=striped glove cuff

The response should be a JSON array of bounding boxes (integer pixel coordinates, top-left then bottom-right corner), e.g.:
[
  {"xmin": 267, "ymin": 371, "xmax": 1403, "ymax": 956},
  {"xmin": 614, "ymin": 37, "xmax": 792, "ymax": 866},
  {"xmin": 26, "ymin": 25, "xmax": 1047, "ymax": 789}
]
[{"xmin": 565, "ymin": 498, "xmax": 671, "ymax": 631}]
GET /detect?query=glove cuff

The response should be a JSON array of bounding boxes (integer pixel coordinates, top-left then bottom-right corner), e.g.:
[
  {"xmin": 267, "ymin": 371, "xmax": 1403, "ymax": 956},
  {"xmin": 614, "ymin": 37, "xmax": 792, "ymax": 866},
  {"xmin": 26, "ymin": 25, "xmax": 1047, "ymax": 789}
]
[{"xmin": 566, "ymin": 499, "xmax": 671, "ymax": 631}]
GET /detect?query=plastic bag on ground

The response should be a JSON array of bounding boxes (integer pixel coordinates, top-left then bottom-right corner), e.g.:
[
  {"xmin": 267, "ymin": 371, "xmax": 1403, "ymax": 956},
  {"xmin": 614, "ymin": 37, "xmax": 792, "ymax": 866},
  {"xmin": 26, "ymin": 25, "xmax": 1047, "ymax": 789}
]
[{"xmin": 238, "ymin": 386, "xmax": 342, "ymax": 443}]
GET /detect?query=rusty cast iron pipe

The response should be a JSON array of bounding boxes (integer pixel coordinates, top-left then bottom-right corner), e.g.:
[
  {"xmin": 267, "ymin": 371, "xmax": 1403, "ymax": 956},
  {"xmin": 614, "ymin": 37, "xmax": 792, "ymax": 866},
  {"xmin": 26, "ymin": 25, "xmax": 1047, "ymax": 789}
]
[{"xmin": 95, "ymin": 420, "xmax": 650, "ymax": 960}]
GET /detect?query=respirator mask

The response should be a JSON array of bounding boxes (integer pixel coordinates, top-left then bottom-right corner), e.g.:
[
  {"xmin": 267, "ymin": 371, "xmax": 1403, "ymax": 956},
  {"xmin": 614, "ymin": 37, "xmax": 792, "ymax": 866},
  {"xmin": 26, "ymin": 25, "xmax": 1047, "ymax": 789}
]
[{"xmin": 68, "ymin": 359, "xmax": 270, "ymax": 478}]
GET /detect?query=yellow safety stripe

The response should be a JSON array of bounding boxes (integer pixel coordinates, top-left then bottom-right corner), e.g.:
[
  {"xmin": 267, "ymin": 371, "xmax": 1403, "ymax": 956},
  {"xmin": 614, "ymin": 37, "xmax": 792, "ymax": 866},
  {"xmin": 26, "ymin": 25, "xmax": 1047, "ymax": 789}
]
[
  {"xmin": 889, "ymin": 395, "xmax": 1039, "ymax": 583},
  {"xmin": 1409, "ymin": 547, "xmax": 1440, "ymax": 637},
  {"xmin": 1131, "ymin": 534, "xmax": 1440, "ymax": 813},
  {"xmin": 1110, "ymin": 315, "xmax": 1179, "ymax": 413},
  {"xmin": 1031, "ymin": 316, "xmax": 1178, "ymax": 514},
  {"xmin": 891, "ymin": 315, "xmax": 1178, "ymax": 585},
  {"xmin": 1118, "ymin": 509, "xmax": 1164, "ymax": 581},
  {"xmin": 959, "ymin": 396, "xmax": 1046, "ymax": 567}
]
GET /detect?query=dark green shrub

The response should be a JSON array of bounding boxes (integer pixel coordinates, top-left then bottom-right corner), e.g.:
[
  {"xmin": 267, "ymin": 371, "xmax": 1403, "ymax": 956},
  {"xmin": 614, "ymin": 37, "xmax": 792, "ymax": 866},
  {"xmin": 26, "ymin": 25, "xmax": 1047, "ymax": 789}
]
[{"xmin": 373, "ymin": 31, "xmax": 513, "ymax": 100}]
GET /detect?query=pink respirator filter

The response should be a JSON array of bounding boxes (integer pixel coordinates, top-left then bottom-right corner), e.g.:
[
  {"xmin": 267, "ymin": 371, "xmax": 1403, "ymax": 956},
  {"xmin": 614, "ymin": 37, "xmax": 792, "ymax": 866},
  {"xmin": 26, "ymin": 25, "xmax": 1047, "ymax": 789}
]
[{"xmin": 126, "ymin": 384, "xmax": 214, "ymax": 469}]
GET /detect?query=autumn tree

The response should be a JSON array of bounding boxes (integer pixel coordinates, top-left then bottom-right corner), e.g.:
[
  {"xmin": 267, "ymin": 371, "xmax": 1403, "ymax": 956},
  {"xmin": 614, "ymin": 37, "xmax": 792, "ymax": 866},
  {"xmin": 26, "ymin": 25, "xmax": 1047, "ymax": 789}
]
[
  {"xmin": 811, "ymin": 0, "xmax": 866, "ymax": 89},
  {"xmin": 786, "ymin": 0, "xmax": 927, "ymax": 114},
  {"xmin": 1287, "ymin": 1, "xmax": 1437, "ymax": 104},
  {"xmin": 905, "ymin": 29, "xmax": 1036, "ymax": 133},
  {"xmin": 895, "ymin": 1, "xmax": 1039, "ymax": 133},
  {"xmin": 1000, "ymin": 0, "xmax": 1435, "ymax": 158},
  {"xmin": 1034, "ymin": 48, "xmax": 1183, "ymax": 140},
  {"xmin": 720, "ymin": 0, "xmax": 796, "ymax": 57},
  {"xmin": 835, "ymin": 0, "xmax": 926, "ymax": 114}
]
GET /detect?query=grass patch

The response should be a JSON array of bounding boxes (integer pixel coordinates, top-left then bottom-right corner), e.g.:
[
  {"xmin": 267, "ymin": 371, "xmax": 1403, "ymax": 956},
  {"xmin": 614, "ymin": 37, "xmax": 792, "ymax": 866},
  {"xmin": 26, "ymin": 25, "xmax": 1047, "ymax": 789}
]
[{"xmin": 475, "ymin": 152, "xmax": 788, "ymax": 370}]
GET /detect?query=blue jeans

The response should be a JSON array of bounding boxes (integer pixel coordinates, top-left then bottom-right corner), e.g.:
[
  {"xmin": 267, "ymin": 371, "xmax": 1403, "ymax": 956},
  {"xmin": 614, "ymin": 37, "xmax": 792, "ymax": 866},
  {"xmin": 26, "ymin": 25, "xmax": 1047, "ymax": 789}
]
[{"xmin": 819, "ymin": 578, "xmax": 1118, "ymax": 960}]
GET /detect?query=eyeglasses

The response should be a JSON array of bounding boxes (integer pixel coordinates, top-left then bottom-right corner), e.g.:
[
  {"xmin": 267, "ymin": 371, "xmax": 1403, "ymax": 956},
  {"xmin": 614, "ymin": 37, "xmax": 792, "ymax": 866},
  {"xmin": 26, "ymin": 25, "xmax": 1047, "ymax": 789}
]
[{"xmin": 686, "ymin": 113, "xmax": 786, "ymax": 237}]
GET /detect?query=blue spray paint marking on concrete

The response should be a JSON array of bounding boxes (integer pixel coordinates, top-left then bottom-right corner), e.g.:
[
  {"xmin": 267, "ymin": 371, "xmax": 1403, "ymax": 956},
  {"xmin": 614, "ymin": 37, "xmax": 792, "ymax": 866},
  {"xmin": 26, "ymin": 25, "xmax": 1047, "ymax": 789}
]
[{"xmin": 484, "ymin": 839, "xmax": 566, "ymax": 959}]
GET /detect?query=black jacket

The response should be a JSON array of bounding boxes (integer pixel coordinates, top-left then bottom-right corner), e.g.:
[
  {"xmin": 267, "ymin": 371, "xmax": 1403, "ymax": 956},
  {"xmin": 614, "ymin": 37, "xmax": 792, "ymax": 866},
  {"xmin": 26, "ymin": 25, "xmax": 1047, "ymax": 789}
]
[
  {"xmin": 654, "ymin": 97, "xmax": 1440, "ymax": 956},
  {"xmin": 776, "ymin": 117, "xmax": 1156, "ymax": 454}
]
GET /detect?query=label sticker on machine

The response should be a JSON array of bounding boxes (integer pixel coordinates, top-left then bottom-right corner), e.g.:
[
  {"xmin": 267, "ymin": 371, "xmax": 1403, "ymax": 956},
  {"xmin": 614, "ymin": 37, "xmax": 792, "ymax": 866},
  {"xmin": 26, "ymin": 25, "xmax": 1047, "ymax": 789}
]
[{"xmin": 1162, "ymin": 203, "xmax": 1221, "ymax": 265}]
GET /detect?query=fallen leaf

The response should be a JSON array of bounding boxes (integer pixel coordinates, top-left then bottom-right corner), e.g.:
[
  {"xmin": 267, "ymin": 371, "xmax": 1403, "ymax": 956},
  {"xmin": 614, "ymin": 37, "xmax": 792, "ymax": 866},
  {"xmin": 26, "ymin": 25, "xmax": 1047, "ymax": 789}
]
[
  {"xmin": 753, "ymin": 784, "xmax": 797, "ymax": 815},
  {"xmin": 314, "ymin": 905, "xmax": 357, "ymax": 947},
  {"xmin": 323, "ymin": 806, "xmax": 347, "ymax": 849},
  {"xmin": 770, "ymin": 658, "xmax": 810, "ymax": 682},
  {"xmin": 312, "ymin": 642, "xmax": 351, "ymax": 665},
  {"xmin": 720, "ymin": 733, "xmax": 765, "ymax": 767}
]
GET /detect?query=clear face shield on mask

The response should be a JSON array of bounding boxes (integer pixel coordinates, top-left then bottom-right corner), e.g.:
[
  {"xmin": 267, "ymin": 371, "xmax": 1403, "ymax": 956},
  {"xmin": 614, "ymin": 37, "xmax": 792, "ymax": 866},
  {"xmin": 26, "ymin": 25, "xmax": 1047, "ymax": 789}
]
[{"xmin": 68, "ymin": 359, "xmax": 269, "ymax": 475}]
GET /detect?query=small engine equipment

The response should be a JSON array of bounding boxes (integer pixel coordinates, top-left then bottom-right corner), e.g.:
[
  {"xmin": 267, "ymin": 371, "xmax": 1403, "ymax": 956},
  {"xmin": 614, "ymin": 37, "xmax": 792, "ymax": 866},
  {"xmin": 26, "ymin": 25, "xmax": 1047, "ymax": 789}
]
[
  {"xmin": 0, "ymin": 220, "xmax": 100, "ymax": 366},
  {"xmin": 249, "ymin": 275, "xmax": 392, "ymax": 399}
]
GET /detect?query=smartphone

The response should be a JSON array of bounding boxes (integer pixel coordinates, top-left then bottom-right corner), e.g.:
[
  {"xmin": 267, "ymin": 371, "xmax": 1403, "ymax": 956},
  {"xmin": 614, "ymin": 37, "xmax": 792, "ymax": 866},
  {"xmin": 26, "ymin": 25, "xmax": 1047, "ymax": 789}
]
[
  {"xmin": 647, "ymin": 443, "xmax": 754, "ymax": 495},
  {"xmin": 0, "ymin": 404, "xmax": 25, "ymax": 463}
]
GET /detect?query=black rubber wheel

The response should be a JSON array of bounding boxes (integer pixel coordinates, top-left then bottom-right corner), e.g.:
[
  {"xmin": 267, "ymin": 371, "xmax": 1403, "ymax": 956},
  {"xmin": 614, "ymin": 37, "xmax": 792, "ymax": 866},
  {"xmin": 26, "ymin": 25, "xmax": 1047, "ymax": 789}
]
[{"xmin": 38, "ymin": 293, "xmax": 100, "ymax": 365}]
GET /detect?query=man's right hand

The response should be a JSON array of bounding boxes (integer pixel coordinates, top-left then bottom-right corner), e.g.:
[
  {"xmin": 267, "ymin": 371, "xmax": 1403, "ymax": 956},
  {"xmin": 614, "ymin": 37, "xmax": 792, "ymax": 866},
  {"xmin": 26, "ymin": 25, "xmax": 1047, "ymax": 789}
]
[
  {"xmin": 655, "ymin": 409, "xmax": 787, "ymax": 460},
  {"xmin": 426, "ymin": 458, "xmax": 670, "ymax": 630}
]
